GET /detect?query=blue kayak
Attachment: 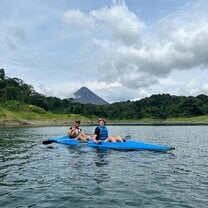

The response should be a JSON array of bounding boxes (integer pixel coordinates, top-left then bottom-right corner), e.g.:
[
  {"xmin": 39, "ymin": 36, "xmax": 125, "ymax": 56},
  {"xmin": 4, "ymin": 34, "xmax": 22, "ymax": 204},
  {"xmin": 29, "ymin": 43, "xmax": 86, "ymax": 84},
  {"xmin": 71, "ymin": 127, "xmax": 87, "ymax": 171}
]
[
  {"xmin": 88, "ymin": 140, "xmax": 174, "ymax": 151},
  {"xmin": 47, "ymin": 136, "xmax": 174, "ymax": 151},
  {"xmin": 48, "ymin": 136, "xmax": 80, "ymax": 145}
]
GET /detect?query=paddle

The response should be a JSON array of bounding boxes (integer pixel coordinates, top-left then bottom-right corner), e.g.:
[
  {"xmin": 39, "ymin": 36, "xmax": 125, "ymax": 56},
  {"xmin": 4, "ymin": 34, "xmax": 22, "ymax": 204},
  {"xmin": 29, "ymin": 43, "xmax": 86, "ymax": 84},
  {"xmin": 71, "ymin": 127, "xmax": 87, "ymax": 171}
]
[
  {"xmin": 123, "ymin": 135, "xmax": 131, "ymax": 141},
  {"xmin": 42, "ymin": 140, "xmax": 57, "ymax": 145}
]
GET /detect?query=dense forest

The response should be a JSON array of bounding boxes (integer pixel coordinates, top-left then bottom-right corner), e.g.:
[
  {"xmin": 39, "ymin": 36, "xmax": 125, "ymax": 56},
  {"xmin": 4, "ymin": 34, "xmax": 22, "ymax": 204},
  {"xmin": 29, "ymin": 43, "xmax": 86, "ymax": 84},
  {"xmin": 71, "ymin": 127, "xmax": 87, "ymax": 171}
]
[{"xmin": 1, "ymin": 68, "xmax": 208, "ymax": 120}]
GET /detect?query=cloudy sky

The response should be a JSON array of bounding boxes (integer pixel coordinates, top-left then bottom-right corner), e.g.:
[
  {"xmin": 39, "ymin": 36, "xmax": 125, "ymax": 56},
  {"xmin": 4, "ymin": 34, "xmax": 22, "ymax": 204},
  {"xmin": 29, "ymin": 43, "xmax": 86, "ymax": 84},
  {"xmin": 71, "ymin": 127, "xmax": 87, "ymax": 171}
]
[{"xmin": 1, "ymin": 0, "xmax": 208, "ymax": 102}]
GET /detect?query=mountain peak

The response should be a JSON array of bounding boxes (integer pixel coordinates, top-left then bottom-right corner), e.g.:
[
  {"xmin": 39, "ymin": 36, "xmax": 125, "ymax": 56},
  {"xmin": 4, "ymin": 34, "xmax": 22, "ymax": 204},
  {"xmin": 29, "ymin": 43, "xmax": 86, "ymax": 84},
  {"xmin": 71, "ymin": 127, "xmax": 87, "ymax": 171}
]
[
  {"xmin": 78, "ymin": 87, "xmax": 91, "ymax": 92},
  {"xmin": 73, "ymin": 87, "xmax": 109, "ymax": 105}
]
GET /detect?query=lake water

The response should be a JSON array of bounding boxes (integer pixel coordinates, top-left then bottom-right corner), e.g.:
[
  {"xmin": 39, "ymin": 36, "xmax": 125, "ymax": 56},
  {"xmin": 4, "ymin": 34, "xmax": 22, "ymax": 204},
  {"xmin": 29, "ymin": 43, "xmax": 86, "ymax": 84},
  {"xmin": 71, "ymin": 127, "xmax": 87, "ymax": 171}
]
[{"xmin": 0, "ymin": 125, "xmax": 208, "ymax": 208}]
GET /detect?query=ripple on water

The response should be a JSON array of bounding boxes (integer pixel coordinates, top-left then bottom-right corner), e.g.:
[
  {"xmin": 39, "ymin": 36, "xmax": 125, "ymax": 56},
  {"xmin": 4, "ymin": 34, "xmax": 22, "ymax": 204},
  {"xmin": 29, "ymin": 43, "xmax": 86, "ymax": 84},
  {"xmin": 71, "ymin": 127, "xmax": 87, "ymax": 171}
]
[{"xmin": 0, "ymin": 126, "xmax": 208, "ymax": 208}]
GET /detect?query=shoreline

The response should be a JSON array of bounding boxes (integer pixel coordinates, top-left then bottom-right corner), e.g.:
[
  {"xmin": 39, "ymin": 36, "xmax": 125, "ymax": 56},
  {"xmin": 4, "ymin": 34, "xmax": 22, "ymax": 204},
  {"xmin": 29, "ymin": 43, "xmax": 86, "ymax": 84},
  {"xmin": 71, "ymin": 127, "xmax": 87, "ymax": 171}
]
[
  {"xmin": 1, "ymin": 118, "xmax": 208, "ymax": 128},
  {"xmin": 107, "ymin": 122, "xmax": 208, "ymax": 126},
  {"xmin": 0, "ymin": 118, "xmax": 96, "ymax": 128}
]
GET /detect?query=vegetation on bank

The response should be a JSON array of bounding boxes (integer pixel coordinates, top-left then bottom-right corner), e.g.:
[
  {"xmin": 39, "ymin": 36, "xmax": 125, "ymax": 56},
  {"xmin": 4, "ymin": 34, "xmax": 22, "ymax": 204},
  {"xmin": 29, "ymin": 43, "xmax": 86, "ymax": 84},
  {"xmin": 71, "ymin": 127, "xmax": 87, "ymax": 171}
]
[
  {"xmin": 110, "ymin": 115, "xmax": 208, "ymax": 124},
  {"xmin": 0, "ymin": 100, "xmax": 96, "ymax": 125},
  {"xmin": 1, "ymin": 68, "xmax": 208, "ymax": 125},
  {"xmin": 1, "ymin": 101, "xmax": 208, "ymax": 126}
]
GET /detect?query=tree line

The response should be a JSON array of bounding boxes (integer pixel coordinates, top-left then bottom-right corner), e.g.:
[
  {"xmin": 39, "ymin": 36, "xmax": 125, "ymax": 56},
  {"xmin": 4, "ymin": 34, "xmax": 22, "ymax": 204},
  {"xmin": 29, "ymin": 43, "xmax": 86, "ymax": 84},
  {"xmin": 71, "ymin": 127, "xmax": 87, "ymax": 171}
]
[{"xmin": 1, "ymin": 68, "xmax": 208, "ymax": 119}]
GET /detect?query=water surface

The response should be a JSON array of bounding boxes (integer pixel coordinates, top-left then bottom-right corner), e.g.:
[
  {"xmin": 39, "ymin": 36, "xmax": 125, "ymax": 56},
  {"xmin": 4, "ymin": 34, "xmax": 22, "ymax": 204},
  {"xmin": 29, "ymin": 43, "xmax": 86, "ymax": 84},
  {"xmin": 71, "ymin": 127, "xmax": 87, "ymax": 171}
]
[{"xmin": 0, "ymin": 126, "xmax": 208, "ymax": 207}]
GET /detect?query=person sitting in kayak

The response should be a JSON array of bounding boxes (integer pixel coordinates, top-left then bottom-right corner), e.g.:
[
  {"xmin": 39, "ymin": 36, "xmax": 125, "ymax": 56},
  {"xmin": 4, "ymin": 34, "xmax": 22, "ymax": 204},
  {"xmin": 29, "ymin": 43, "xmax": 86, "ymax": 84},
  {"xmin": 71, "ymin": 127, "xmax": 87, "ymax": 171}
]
[
  {"xmin": 67, "ymin": 120, "xmax": 90, "ymax": 141},
  {"xmin": 93, "ymin": 118, "xmax": 123, "ymax": 143}
]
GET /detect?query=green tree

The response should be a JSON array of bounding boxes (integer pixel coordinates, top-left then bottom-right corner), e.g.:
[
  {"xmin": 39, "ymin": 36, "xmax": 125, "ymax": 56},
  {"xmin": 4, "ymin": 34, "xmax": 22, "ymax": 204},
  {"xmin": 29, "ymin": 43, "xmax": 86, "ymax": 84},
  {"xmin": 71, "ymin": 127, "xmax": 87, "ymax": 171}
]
[{"xmin": 0, "ymin": 68, "xmax": 5, "ymax": 80}]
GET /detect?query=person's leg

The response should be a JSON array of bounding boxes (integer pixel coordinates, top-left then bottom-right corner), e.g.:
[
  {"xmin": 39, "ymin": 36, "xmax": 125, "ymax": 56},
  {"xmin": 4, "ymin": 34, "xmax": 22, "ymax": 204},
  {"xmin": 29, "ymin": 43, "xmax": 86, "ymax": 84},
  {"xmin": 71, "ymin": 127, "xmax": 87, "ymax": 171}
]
[
  {"xmin": 85, "ymin": 135, "xmax": 91, "ymax": 140},
  {"xmin": 77, "ymin": 134, "xmax": 88, "ymax": 141},
  {"xmin": 105, "ymin": 136, "xmax": 116, "ymax": 142},
  {"xmin": 114, "ymin": 135, "xmax": 123, "ymax": 142},
  {"xmin": 81, "ymin": 132, "xmax": 91, "ymax": 140}
]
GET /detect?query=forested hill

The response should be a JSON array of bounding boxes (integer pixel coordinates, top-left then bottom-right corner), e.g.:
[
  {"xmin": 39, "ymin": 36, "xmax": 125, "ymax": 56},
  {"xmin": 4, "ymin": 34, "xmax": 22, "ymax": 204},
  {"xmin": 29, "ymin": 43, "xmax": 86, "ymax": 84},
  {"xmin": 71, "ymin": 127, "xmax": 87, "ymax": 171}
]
[{"xmin": 1, "ymin": 68, "xmax": 208, "ymax": 120}]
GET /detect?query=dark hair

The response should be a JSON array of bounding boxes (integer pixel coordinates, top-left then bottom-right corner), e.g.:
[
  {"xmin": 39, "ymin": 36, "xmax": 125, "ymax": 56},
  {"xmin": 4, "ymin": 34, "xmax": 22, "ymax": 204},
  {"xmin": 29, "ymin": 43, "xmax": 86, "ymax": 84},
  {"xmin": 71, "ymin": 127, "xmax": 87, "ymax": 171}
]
[{"xmin": 75, "ymin": 120, "xmax": 81, "ymax": 125}]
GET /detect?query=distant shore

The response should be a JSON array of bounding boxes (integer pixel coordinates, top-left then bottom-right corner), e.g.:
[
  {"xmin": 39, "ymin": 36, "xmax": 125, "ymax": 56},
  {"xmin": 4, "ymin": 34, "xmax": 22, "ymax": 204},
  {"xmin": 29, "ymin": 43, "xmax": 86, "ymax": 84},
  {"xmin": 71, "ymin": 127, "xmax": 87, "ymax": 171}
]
[
  {"xmin": 0, "ymin": 118, "xmax": 95, "ymax": 127},
  {"xmin": 108, "ymin": 121, "xmax": 208, "ymax": 126},
  {"xmin": 1, "ymin": 118, "xmax": 208, "ymax": 127}
]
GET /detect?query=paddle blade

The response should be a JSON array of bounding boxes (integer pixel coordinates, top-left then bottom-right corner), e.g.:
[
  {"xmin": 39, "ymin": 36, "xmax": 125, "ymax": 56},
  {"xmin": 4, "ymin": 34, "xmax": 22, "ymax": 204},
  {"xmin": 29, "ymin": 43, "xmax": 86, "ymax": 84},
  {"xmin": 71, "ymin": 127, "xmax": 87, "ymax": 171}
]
[
  {"xmin": 42, "ymin": 140, "xmax": 56, "ymax": 145},
  {"xmin": 124, "ymin": 135, "xmax": 131, "ymax": 140}
]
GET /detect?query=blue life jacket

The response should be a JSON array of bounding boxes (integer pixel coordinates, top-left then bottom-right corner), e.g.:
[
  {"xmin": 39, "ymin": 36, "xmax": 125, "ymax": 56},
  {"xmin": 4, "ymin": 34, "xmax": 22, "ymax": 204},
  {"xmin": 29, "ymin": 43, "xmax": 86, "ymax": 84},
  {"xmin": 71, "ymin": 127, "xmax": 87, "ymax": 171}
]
[{"xmin": 98, "ymin": 126, "xmax": 108, "ymax": 140}]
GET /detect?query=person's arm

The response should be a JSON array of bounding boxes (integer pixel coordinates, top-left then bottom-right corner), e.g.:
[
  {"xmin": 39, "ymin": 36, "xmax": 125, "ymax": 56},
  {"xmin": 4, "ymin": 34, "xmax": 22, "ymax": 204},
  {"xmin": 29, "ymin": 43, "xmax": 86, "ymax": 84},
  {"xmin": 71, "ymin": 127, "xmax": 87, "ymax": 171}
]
[
  {"xmin": 67, "ymin": 130, "xmax": 74, "ymax": 137},
  {"xmin": 93, "ymin": 134, "xmax": 98, "ymax": 142},
  {"xmin": 67, "ymin": 127, "xmax": 75, "ymax": 137},
  {"xmin": 93, "ymin": 127, "xmax": 100, "ymax": 143}
]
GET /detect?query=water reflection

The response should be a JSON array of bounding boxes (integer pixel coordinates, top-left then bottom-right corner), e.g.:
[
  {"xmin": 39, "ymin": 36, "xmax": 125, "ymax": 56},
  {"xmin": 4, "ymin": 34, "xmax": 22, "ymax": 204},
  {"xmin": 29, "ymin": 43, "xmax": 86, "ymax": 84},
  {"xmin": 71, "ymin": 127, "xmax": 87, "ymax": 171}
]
[
  {"xmin": 90, "ymin": 149, "xmax": 110, "ymax": 186},
  {"xmin": 94, "ymin": 149, "xmax": 109, "ymax": 167}
]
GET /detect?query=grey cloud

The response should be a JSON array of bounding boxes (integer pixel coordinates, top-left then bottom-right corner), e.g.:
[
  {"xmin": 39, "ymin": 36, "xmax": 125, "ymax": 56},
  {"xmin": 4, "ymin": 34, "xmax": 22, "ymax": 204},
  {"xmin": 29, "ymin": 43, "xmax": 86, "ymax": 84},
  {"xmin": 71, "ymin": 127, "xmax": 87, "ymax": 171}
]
[
  {"xmin": 0, "ymin": 26, "xmax": 26, "ymax": 51},
  {"xmin": 9, "ymin": 27, "xmax": 26, "ymax": 41},
  {"xmin": 4, "ymin": 37, "xmax": 17, "ymax": 50},
  {"xmin": 91, "ymin": 4, "xmax": 208, "ymax": 90}
]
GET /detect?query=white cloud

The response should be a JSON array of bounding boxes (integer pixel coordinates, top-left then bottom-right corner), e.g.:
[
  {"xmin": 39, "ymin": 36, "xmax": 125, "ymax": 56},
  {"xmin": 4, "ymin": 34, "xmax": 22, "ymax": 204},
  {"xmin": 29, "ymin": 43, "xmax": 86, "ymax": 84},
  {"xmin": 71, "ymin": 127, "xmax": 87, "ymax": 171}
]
[
  {"xmin": 130, "ymin": 89, "xmax": 151, "ymax": 101},
  {"xmin": 90, "ymin": 1, "xmax": 145, "ymax": 44},
  {"xmin": 85, "ymin": 81, "xmax": 121, "ymax": 91},
  {"xmin": 63, "ymin": 9, "xmax": 95, "ymax": 30},
  {"xmin": 158, "ymin": 77, "xmax": 178, "ymax": 86},
  {"xmin": 187, "ymin": 79, "xmax": 197, "ymax": 89},
  {"xmin": 186, "ymin": 82, "xmax": 208, "ymax": 96},
  {"xmin": 37, "ymin": 83, "xmax": 77, "ymax": 98},
  {"xmin": 202, "ymin": 83, "xmax": 208, "ymax": 93},
  {"xmin": 63, "ymin": 1, "xmax": 145, "ymax": 43}
]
